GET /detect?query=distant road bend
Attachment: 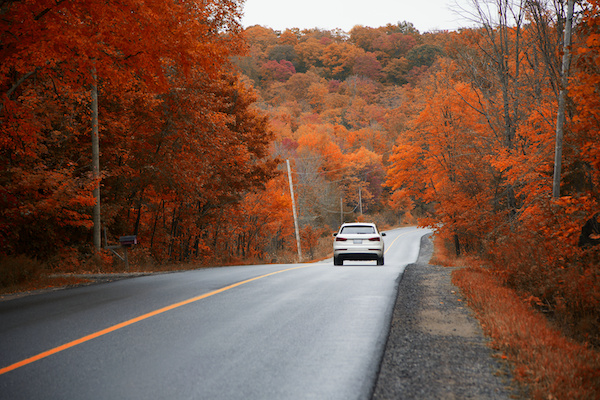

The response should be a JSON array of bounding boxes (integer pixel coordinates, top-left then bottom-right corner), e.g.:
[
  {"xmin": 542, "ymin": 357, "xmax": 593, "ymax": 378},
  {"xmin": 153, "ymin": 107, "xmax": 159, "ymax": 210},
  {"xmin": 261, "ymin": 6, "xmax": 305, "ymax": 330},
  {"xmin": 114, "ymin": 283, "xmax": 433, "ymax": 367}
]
[{"xmin": 0, "ymin": 227, "xmax": 432, "ymax": 400}]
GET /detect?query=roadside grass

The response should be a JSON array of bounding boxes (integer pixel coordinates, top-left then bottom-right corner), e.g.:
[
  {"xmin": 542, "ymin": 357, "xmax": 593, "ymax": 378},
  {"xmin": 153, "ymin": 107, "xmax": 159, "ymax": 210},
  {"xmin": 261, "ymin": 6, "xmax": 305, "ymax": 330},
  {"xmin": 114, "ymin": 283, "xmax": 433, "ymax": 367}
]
[
  {"xmin": 0, "ymin": 237, "xmax": 330, "ymax": 296},
  {"xmin": 0, "ymin": 275, "xmax": 93, "ymax": 296},
  {"xmin": 0, "ymin": 215, "xmax": 402, "ymax": 296},
  {"xmin": 432, "ymin": 240, "xmax": 600, "ymax": 399},
  {"xmin": 453, "ymin": 267, "xmax": 600, "ymax": 399},
  {"xmin": 0, "ymin": 255, "xmax": 92, "ymax": 296}
]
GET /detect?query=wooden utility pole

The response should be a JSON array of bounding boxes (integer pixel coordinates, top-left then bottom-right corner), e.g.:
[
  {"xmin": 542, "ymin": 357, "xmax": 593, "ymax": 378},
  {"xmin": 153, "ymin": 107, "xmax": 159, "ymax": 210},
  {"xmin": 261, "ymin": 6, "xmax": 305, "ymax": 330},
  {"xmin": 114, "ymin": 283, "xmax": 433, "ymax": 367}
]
[
  {"xmin": 359, "ymin": 187, "xmax": 363, "ymax": 215},
  {"xmin": 553, "ymin": 0, "xmax": 575, "ymax": 199},
  {"xmin": 91, "ymin": 66, "xmax": 101, "ymax": 250},
  {"xmin": 286, "ymin": 159, "xmax": 302, "ymax": 262},
  {"xmin": 340, "ymin": 197, "xmax": 344, "ymax": 226}
]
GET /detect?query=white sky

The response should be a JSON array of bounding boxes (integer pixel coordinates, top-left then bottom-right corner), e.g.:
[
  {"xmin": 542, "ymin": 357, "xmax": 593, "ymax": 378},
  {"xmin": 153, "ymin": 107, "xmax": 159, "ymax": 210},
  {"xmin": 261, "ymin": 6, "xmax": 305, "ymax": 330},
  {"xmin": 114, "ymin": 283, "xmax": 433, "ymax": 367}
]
[{"xmin": 241, "ymin": 0, "xmax": 478, "ymax": 33}]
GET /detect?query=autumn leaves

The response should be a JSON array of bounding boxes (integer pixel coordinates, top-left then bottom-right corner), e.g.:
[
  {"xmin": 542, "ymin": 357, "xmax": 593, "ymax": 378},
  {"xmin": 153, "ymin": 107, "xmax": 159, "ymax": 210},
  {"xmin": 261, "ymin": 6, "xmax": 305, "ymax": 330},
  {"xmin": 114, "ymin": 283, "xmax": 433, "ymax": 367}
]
[
  {"xmin": 385, "ymin": 1, "xmax": 600, "ymax": 346},
  {"xmin": 0, "ymin": 0, "xmax": 274, "ymax": 264},
  {"xmin": 239, "ymin": 2, "xmax": 599, "ymax": 344},
  {"xmin": 1, "ymin": 0, "xmax": 600, "ymax": 292}
]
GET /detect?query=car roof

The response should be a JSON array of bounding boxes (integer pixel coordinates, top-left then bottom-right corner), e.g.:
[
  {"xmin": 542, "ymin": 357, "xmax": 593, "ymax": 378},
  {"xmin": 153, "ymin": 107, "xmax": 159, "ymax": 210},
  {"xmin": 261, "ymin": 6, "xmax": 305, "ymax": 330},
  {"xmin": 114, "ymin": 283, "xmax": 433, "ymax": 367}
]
[{"xmin": 340, "ymin": 222, "xmax": 377, "ymax": 227}]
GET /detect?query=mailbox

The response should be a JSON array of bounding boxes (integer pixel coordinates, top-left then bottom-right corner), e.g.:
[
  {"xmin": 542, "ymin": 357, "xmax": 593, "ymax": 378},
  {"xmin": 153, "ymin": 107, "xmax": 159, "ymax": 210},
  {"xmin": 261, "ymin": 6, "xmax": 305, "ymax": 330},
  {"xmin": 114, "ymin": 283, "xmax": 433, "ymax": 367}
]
[{"xmin": 119, "ymin": 235, "xmax": 137, "ymax": 247}]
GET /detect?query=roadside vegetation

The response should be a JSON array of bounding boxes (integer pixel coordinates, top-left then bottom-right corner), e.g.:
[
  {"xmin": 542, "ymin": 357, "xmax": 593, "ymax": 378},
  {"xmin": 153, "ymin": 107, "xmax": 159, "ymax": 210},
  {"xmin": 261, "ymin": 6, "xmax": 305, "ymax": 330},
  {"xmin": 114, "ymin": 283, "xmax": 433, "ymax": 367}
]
[
  {"xmin": 2, "ymin": 1, "xmax": 600, "ymax": 397},
  {"xmin": 432, "ymin": 234, "xmax": 600, "ymax": 399},
  {"xmin": 453, "ymin": 264, "xmax": 600, "ymax": 400}
]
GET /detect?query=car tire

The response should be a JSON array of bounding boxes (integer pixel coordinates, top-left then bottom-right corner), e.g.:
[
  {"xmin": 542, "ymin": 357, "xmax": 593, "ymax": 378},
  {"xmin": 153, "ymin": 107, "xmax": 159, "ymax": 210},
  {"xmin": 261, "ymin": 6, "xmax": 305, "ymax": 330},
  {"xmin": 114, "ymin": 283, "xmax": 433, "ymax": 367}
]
[
  {"xmin": 334, "ymin": 256, "xmax": 342, "ymax": 266},
  {"xmin": 377, "ymin": 256, "xmax": 384, "ymax": 265}
]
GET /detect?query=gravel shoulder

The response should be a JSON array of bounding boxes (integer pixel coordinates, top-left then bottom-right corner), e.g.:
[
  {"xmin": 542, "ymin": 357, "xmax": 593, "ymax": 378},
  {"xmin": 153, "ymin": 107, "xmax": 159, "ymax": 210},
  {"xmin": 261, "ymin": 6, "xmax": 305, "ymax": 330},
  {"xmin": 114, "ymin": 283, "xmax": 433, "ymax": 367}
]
[{"xmin": 372, "ymin": 234, "xmax": 518, "ymax": 399}]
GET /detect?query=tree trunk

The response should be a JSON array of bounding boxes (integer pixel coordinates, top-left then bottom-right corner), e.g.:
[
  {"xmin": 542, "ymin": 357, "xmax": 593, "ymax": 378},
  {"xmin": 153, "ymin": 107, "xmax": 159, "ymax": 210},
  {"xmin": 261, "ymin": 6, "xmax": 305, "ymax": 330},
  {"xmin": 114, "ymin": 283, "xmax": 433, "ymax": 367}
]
[
  {"xmin": 91, "ymin": 66, "xmax": 101, "ymax": 250},
  {"xmin": 552, "ymin": 0, "xmax": 575, "ymax": 199}
]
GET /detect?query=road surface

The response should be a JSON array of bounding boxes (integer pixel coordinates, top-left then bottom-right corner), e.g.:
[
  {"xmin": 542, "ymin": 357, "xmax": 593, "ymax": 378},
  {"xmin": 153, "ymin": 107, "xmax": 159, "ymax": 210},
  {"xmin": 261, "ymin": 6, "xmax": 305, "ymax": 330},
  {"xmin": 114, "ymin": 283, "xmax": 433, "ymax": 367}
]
[{"xmin": 0, "ymin": 227, "xmax": 431, "ymax": 400}]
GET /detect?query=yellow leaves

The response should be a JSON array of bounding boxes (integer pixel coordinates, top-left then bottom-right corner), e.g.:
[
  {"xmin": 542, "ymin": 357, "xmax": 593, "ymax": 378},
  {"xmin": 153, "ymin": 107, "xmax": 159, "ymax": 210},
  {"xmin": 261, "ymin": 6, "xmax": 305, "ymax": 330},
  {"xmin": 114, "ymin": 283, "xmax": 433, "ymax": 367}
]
[
  {"xmin": 296, "ymin": 124, "xmax": 344, "ymax": 166},
  {"xmin": 306, "ymin": 82, "xmax": 328, "ymax": 112},
  {"xmin": 344, "ymin": 146, "xmax": 382, "ymax": 171},
  {"xmin": 388, "ymin": 188, "xmax": 414, "ymax": 211},
  {"xmin": 320, "ymin": 42, "xmax": 362, "ymax": 79}
]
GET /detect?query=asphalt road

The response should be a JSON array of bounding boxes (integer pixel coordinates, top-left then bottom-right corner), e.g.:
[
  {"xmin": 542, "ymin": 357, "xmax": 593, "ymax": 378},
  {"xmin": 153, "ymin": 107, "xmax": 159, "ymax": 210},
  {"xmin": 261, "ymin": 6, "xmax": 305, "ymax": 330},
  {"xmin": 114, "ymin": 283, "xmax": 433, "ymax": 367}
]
[{"xmin": 0, "ymin": 227, "xmax": 431, "ymax": 400}]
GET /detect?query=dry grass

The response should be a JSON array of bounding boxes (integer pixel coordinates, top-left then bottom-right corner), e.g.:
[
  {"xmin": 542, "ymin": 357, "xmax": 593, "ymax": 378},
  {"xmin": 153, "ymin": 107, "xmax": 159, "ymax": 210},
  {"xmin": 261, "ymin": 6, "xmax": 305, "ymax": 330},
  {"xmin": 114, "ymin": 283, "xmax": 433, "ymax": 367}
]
[
  {"xmin": 0, "ymin": 275, "xmax": 93, "ymax": 296},
  {"xmin": 0, "ymin": 255, "xmax": 45, "ymax": 287},
  {"xmin": 0, "ymin": 235, "xmax": 334, "ymax": 296},
  {"xmin": 430, "ymin": 232, "xmax": 600, "ymax": 399},
  {"xmin": 452, "ymin": 266, "xmax": 600, "ymax": 399}
]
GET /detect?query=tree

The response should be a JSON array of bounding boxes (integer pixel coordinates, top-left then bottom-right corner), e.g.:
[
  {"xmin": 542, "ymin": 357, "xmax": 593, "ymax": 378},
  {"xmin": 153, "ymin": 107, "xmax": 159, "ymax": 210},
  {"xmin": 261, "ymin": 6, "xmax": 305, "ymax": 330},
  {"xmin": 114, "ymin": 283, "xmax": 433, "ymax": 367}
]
[
  {"xmin": 406, "ymin": 44, "xmax": 444, "ymax": 68},
  {"xmin": 261, "ymin": 59, "xmax": 297, "ymax": 82},
  {"xmin": 570, "ymin": 0, "xmax": 600, "ymax": 202},
  {"xmin": 320, "ymin": 42, "xmax": 362, "ymax": 80},
  {"xmin": 279, "ymin": 29, "xmax": 299, "ymax": 46},
  {"xmin": 268, "ymin": 45, "xmax": 299, "ymax": 65},
  {"xmin": 349, "ymin": 26, "xmax": 381, "ymax": 52},
  {"xmin": 353, "ymin": 52, "xmax": 383, "ymax": 80},
  {"xmin": 284, "ymin": 71, "xmax": 324, "ymax": 102},
  {"xmin": 244, "ymin": 25, "xmax": 278, "ymax": 52},
  {"xmin": 382, "ymin": 58, "xmax": 411, "ymax": 84},
  {"xmin": 552, "ymin": 0, "xmax": 575, "ymax": 198},
  {"xmin": 0, "ymin": 0, "xmax": 281, "ymax": 265},
  {"xmin": 342, "ymin": 147, "xmax": 385, "ymax": 210},
  {"xmin": 372, "ymin": 32, "xmax": 418, "ymax": 60},
  {"xmin": 294, "ymin": 37, "xmax": 326, "ymax": 72},
  {"xmin": 386, "ymin": 62, "xmax": 498, "ymax": 252},
  {"xmin": 218, "ymin": 175, "xmax": 292, "ymax": 261}
]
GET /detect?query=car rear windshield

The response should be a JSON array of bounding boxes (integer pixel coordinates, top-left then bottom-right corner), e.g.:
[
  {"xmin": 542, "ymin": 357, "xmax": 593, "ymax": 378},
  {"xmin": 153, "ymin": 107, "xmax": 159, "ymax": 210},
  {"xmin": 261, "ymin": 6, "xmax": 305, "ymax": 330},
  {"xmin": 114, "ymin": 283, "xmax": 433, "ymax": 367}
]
[{"xmin": 340, "ymin": 226, "xmax": 376, "ymax": 234}]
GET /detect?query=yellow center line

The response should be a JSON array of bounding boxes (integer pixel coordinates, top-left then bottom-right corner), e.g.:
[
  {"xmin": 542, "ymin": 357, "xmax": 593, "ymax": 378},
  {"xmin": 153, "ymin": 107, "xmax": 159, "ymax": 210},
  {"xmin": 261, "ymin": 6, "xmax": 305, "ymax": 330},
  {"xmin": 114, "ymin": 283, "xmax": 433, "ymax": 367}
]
[
  {"xmin": 0, "ymin": 265, "xmax": 310, "ymax": 376},
  {"xmin": 384, "ymin": 228, "xmax": 415, "ymax": 255}
]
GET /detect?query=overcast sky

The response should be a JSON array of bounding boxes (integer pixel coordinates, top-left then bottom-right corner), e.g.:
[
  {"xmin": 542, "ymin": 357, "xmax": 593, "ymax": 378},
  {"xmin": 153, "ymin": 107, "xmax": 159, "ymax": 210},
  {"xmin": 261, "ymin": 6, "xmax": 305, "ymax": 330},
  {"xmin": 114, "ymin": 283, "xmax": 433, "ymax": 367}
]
[{"xmin": 241, "ymin": 0, "xmax": 478, "ymax": 33}]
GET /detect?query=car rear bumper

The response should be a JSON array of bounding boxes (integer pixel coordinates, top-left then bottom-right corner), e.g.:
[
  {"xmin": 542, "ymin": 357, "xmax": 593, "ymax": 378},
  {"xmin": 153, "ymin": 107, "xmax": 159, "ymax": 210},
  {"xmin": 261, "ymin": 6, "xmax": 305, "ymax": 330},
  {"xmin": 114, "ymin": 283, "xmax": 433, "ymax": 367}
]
[{"xmin": 333, "ymin": 249, "xmax": 383, "ymax": 261}]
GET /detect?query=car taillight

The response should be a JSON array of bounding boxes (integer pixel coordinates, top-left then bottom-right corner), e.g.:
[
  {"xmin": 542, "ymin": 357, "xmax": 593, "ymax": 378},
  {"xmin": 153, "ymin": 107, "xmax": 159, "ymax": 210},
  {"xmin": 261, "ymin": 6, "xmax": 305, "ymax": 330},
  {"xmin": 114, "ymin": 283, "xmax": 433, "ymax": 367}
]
[
  {"xmin": 335, "ymin": 237, "xmax": 348, "ymax": 241},
  {"xmin": 368, "ymin": 237, "xmax": 380, "ymax": 241}
]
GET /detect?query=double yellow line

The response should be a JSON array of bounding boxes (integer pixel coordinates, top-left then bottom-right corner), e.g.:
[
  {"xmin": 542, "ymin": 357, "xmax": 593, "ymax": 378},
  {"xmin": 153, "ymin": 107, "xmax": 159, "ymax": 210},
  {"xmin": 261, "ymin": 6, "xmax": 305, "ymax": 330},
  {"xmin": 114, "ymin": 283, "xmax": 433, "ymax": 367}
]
[{"xmin": 0, "ymin": 265, "xmax": 309, "ymax": 375}]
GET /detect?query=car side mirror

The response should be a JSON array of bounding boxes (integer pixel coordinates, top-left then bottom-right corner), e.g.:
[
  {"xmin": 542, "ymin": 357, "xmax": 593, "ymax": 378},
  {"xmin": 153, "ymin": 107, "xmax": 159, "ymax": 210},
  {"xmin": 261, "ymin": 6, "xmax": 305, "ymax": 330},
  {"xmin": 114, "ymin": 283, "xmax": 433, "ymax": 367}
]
[
  {"xmin": 382, "ymin": 233, "xmax": 387, "ymax": 236},
  {"xmin": 333, "ymin": 233, "xmax": 337, "ymax": 237}
]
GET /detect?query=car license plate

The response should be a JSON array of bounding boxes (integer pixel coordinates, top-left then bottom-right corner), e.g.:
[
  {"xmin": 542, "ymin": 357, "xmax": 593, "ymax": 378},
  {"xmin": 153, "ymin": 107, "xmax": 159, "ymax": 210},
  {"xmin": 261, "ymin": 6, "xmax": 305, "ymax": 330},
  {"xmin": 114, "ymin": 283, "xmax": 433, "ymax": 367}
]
[{"xmin": 353, "ymin": 239, "xmax": 362, "ymax": 244}]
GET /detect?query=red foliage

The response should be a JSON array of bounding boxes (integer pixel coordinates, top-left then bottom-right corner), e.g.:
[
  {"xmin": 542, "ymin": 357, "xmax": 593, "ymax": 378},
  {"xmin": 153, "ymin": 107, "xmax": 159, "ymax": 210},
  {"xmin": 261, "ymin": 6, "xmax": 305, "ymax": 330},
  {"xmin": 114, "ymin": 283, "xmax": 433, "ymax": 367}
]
[
  {"xmin": 453, "ymin": 267, "xmax": 600, "ymax": 399},
  {"xmin": 261, "ymin": 60, "xmax": 296, "ymax": 82},
  {"xmin": 384, "ymin": 1, "xmax": 600, "ymax": 350},
  {"xmin": 0, "ymin": 0, "xmax": 278, "ymax": 266}
]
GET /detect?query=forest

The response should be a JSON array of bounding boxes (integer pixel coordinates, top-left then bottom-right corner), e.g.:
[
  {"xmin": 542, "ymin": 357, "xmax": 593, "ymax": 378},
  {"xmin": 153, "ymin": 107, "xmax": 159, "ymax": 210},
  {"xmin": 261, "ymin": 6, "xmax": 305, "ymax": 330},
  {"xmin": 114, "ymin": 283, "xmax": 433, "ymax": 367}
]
[
  {"xmin": 235, "ymin": 2, "xmax": 600, "ymax": 354},
  {"xmin": 1, "ymin": 0, "xmax": 599, "ymax": 394}
]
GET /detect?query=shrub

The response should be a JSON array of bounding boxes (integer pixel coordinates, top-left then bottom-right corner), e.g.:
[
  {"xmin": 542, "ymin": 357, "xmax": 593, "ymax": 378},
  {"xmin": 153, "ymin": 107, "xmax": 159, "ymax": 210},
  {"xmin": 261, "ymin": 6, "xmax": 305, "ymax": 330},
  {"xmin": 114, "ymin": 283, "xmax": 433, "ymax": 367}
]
[
  {"xmin": 482, "ymin": 228, "xmax": 600, "ymax": 347},
  {"xmin": 0, "ymin": 255, "xmax": 46, "ymax": 288},
  {"xmin": 453, "ymin": 266, "xmax": 600, "ymax": 399}
]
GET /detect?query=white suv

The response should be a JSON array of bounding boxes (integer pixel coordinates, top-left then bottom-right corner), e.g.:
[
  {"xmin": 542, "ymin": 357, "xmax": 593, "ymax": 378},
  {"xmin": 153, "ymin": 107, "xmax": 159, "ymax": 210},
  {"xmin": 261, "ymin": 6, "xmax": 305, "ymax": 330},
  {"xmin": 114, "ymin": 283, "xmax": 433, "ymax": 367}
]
[{"xmin": 333, "ymin": 222, "xmax": 386, "ymax": 265}]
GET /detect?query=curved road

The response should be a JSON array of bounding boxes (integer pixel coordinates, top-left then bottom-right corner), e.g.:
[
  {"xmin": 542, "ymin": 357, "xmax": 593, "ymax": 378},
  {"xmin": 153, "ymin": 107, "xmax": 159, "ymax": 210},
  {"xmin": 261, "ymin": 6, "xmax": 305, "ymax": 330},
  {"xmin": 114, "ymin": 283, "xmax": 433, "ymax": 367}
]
[{"xmin": 0, "ymin": 227, "xmax": 431, "ymax": 400}]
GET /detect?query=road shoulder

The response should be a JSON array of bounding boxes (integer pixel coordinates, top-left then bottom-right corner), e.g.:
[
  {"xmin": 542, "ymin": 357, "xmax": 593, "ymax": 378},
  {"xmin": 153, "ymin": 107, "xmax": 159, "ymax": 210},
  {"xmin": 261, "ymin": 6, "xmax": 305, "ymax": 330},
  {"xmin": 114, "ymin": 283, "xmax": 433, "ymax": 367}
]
[{"xmin": 372, "ymin": 234, "xmax": 517, "ymax": 399}]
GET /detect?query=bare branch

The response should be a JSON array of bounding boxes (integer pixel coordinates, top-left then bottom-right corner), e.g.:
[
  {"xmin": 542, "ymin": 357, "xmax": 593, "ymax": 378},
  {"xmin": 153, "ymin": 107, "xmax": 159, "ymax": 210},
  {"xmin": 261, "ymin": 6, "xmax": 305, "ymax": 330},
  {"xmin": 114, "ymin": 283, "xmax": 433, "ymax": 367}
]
[{"xmin": 0, "ymin": 67, "xmax": 39, "ymax": 114}]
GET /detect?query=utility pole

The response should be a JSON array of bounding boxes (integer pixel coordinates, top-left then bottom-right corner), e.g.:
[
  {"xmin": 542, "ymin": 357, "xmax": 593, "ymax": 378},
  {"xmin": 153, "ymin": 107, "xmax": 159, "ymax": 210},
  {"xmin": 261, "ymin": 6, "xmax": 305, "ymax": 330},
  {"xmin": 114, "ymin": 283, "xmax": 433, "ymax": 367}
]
[
  {"xmin": 286, "ymin": 159, "xmax": 302, "ymax": 262},
  {"xmin": 553, "ymin": 0, "xmax": 574, "ymax": 199},
  {"xmin": 91, "ymin": 66, "xmax": 101, "ymax": 250},
  {"xmin": 359, "ymin": 187, "xmax": 363, "ymax": 215}
]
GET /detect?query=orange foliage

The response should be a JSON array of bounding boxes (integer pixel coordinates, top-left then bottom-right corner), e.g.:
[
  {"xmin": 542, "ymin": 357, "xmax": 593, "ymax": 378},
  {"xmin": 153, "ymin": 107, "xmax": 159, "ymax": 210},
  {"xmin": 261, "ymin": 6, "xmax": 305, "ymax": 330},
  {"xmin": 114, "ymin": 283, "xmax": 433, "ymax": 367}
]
[
  {"xmin": 0, "ymin": 0, "xmax": 277, "ymax": 266},
  {"xmin": 383, "ymin": 0, "xmax": 600, "ymax": 352},
  {"xmin": 571, "ymin": 0, "xmax": 600, "ymax": 204},
  {"xmin": 215, "ymin": 175, "xmax": 293, "ymax": 263},
  {"xmin": 453, "ymin": 267, "xmax": 600, "ymax": 399},
  {"xmin": 234, "ymin": 9, "xmax": 600, "ymax": 396}
]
